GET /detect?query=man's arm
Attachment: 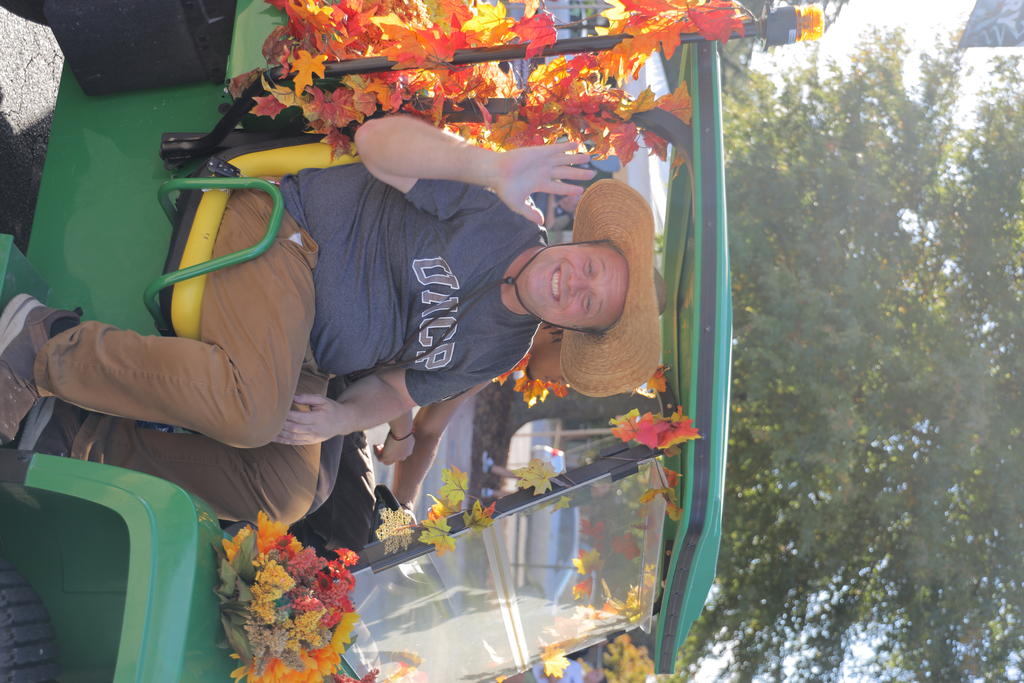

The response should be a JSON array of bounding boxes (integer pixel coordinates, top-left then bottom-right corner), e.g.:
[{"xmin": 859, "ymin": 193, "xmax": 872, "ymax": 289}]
[
  {"xmin": 374, "ymin": 410, "xmax": 416, "ymax": 465},
  {"xmin": 388, "ymin": 383, "xmax": 486, "ymax": 506},
  {"xmin": 354, "ymin": 115, "xmax": 594, "ymax": 224},
  {"xmin": 274, "ymin": 368, "xmax": 416, "ymax": 446}
]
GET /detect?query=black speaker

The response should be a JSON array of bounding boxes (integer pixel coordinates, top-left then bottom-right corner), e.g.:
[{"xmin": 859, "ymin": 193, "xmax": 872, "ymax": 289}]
[{"xmin": 45, "ymin": 0, "xmax": 236, "ymax": 95}]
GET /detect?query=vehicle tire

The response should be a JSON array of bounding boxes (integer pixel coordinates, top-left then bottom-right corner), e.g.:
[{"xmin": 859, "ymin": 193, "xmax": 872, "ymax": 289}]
[
  {"xmin": 0, "ymin": 0, "xmax": 46, "ymax": 25},
  {"xmin": 0, "ymin": 559, "xmax": 59, "ymax": 683}
]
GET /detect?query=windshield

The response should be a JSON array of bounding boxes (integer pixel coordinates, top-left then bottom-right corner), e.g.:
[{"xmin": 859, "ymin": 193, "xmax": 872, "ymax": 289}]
[{"xmin": 343, "ymin": 458, "xmax": 667, "ymax": 681}]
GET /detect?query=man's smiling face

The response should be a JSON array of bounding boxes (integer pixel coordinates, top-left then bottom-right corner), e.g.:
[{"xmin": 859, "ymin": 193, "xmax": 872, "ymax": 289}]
[{"xmin": 516, "ymin": 242, "xmax": 628, "ymax": 332}]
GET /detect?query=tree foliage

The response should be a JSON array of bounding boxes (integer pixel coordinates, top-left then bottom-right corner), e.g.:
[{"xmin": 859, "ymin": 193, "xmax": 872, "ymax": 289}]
[{"xmin": 679, "ymin": 33, "xmax": 1024, "ymax": 680}]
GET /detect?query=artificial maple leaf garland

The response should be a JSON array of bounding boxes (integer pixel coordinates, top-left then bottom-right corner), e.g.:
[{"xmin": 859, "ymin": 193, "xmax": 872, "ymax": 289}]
[
  {"xmin": 609, "ymin": 405, "xmax": 700, "ymax": 451},
  {"xmin": 245, "ymin": 0, "xmax": 747, "ymax": 159}
]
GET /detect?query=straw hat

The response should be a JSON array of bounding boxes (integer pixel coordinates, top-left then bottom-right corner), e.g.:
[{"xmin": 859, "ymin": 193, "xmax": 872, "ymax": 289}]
[{"xmin": 561, "ymin": 179, "xmax": 661, "ymax": 397}]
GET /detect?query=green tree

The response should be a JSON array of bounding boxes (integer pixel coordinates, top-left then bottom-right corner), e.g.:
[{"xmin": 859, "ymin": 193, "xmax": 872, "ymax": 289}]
[
  {"xmin": 677, "ymin": 33, "xmax": 1024, "ymax": 681},
  {"xmin": 603, "ymin": 634, "xmax": 657, "ymax": 683}
]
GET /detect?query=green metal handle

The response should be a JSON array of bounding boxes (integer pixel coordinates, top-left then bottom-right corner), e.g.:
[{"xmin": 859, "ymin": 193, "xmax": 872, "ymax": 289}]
[{"xmin": 144, "ymin": 177, "xmax": 284, "ymax": 332}]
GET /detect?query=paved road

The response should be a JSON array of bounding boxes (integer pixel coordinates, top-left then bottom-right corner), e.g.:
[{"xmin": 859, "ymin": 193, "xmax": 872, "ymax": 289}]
[{"xmin": 0, "ymin": 8, "xmax": 62, "ymax": 252}]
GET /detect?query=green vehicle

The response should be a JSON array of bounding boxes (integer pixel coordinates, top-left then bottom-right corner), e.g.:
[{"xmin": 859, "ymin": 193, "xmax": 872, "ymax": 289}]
[{"xmin": 0, "ymin": 1, "xmax": 819, "ymax": 680}]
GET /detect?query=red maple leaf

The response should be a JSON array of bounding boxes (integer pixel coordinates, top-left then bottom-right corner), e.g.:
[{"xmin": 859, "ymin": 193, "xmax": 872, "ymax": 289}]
[
  {"xmin": 572, "ymin": 576, "xmax": 594, "ymax": 600},
  {"xmin": 580, "ymin": 519, "xmax": 605, "ymax": 539},
  {"xmin": 633, "ymin": 413, "xmax": 671, "ymax": 449},
  {"xmin": 251, "ymin": 94, "xmax": 287, "ymax": 119},
  {"xmin": 607, "ymin": 122, "xmax": 641, "ymax": 166},
  {"xmin": 512, "ymin": 11, "xmax": 557, "ymax": 59},
  {"xmin": 611, "ymin": 533, "xmax": 641, "ymax": 561},
  {"xmin": 307, "ymin": 86, "xmax": 359, "ymax": 128},
  {"xmin": 642, "ymin": 129, "xmax": 669, "ymax": 161},
  {"xmin": 689, "ymin": 0, "xmax": 746, "ymax": 44},
  {"xmin": 321, "ymin": 127, "xmax": 353, "ymax": 158}
]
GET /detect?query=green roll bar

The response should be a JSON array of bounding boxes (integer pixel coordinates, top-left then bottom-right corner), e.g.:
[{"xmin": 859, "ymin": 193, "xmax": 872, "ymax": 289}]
[{"xmin": 143, "ymin": 177, "xmax": 283, "ymax": 331}]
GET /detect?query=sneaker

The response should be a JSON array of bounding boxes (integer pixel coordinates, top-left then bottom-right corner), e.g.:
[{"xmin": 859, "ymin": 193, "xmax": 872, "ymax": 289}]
[{"xmin": 0, "ymin": 295, "xmax": 80, "ymax": 443}]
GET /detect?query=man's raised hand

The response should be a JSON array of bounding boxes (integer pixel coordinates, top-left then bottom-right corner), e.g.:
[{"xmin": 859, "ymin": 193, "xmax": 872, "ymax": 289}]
[{"xmin": 494, "ymin": 142, "xmax": 595, "ymax": 224}]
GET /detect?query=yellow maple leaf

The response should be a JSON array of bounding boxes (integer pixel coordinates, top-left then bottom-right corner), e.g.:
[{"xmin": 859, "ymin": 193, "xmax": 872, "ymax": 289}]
[
  {"xmin": 615, "ymin": 86, "xmax": 658, "ymax": 121},
  {"xmin": 514, "ymin": 458, "xmax": 558, "ymax": 495},
  {"xmin": 572, "ymin": 548, "xmax": 603, "ymax": 575},
  {"xmin": 330, "ymin": 611, "xmax": 361, "ymax": 654},
  {"xmin": 439, "ymin": 466, "xmax": 469, "ymax": 507},
  {"xmin": 638, "ymin": 486, "xmax": 674, "ymax": 504},
  {"xmin": 600, "ymin": 0, "xmax": 630, "ymax": 25},
  {"xmin": 426, "ymin": 493, "xmax": 460, "ymax": 522},
  {"xmin": 262, "ymin": 75, "xmax": 300, "ymax": 109},
  {"xmin": 289, "ymin": 49, "xmax": 328, "ymax": 97},
  {"xmin": 603, "ymin": 583, "xmax": 646, "ymax": 623},
  {"xmin": 419, "ymin": 517, "xmax": 456, "ymax": 556},
  {"xmin": 541, "ymin": 644, "xmax": 570, "ymax": 678},
  {"xmin": 461, "ymin": 1, "xmax": 514, "ymax": 44},
  {"xmin": 463, "ymin": 499, "xmax": 497, "ymax": 533}
]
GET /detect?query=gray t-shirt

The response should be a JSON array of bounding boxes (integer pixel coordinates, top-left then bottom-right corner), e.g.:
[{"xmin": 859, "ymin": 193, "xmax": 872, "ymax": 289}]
[{"xmin": 280, "ymin": 164, "xmax": 543, "ymax": 404}]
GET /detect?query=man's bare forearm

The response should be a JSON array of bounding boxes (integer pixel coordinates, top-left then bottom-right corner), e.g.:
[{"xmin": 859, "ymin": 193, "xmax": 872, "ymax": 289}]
[
  {"xmin": 392, "ymin": 434, "xmax": 440, "ymax": 507},
  {"xmin": 390, "ymin": 384, "xmax": 485, "ymax": 506},
  {"xmin": 334, "ymin": 371, "xmax": 416, "ymax": 435},
  {"xmin": 355, "ymin": 115, "xmax": 501, "ymax": 191}
]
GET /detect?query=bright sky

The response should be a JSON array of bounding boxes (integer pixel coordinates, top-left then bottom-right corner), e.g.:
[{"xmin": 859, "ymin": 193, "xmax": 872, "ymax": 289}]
[{"xmin": 750, "ymin": 0, "xmax": 1020, "ymax": 120}]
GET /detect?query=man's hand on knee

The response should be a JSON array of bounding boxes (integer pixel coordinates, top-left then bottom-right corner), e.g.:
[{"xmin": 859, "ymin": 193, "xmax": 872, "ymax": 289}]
[{"xmin": 274, "ymin": 394, "xmax": 344, "ymax": 446}]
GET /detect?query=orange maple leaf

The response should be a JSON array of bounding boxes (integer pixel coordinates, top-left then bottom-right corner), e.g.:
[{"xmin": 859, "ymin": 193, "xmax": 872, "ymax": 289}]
[
  {"xmin": 662, "ymin": 466, "xmax": 681, "ymax": 488},
  {"xmin": 289, "ymin": 49, "xmax": 328, "ymax": 96},
  {"xmin": 658, "ymin": 407, "xmax": 701, "ymax": 448},
  {"xmin": 438, "ymin": 0, "xmax": 475, "ymax": 27},
  {"xmin": 609, "ymin": 408, "xmax": 643, "ymax": 443},
  {"xmin": 639, "ymin": 486, "xmax": 674, "ymax": 504},
  {"xmin": 647, "ymin": 366, "xmax": 668, "ymax": 393},
  {"xmin": 493, "ymin": 353, "xmax": 530, "ymax": 385},
  {"xmin": 512, "ymin": 11, "xmax": 557, "ymax": 59},
  {"xmin": 635, "ymin": 364, "xmax": 668, "ymax": 397},
  {"xmin": 656, "ymin": 81, "xmax": 693, "ymax": 125}
]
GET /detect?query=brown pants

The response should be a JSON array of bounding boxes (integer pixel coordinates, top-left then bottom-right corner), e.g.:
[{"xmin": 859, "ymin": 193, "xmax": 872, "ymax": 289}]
[{"xmin": 33, "ymin": 190, "xmax": 325, "ymax": 524}]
